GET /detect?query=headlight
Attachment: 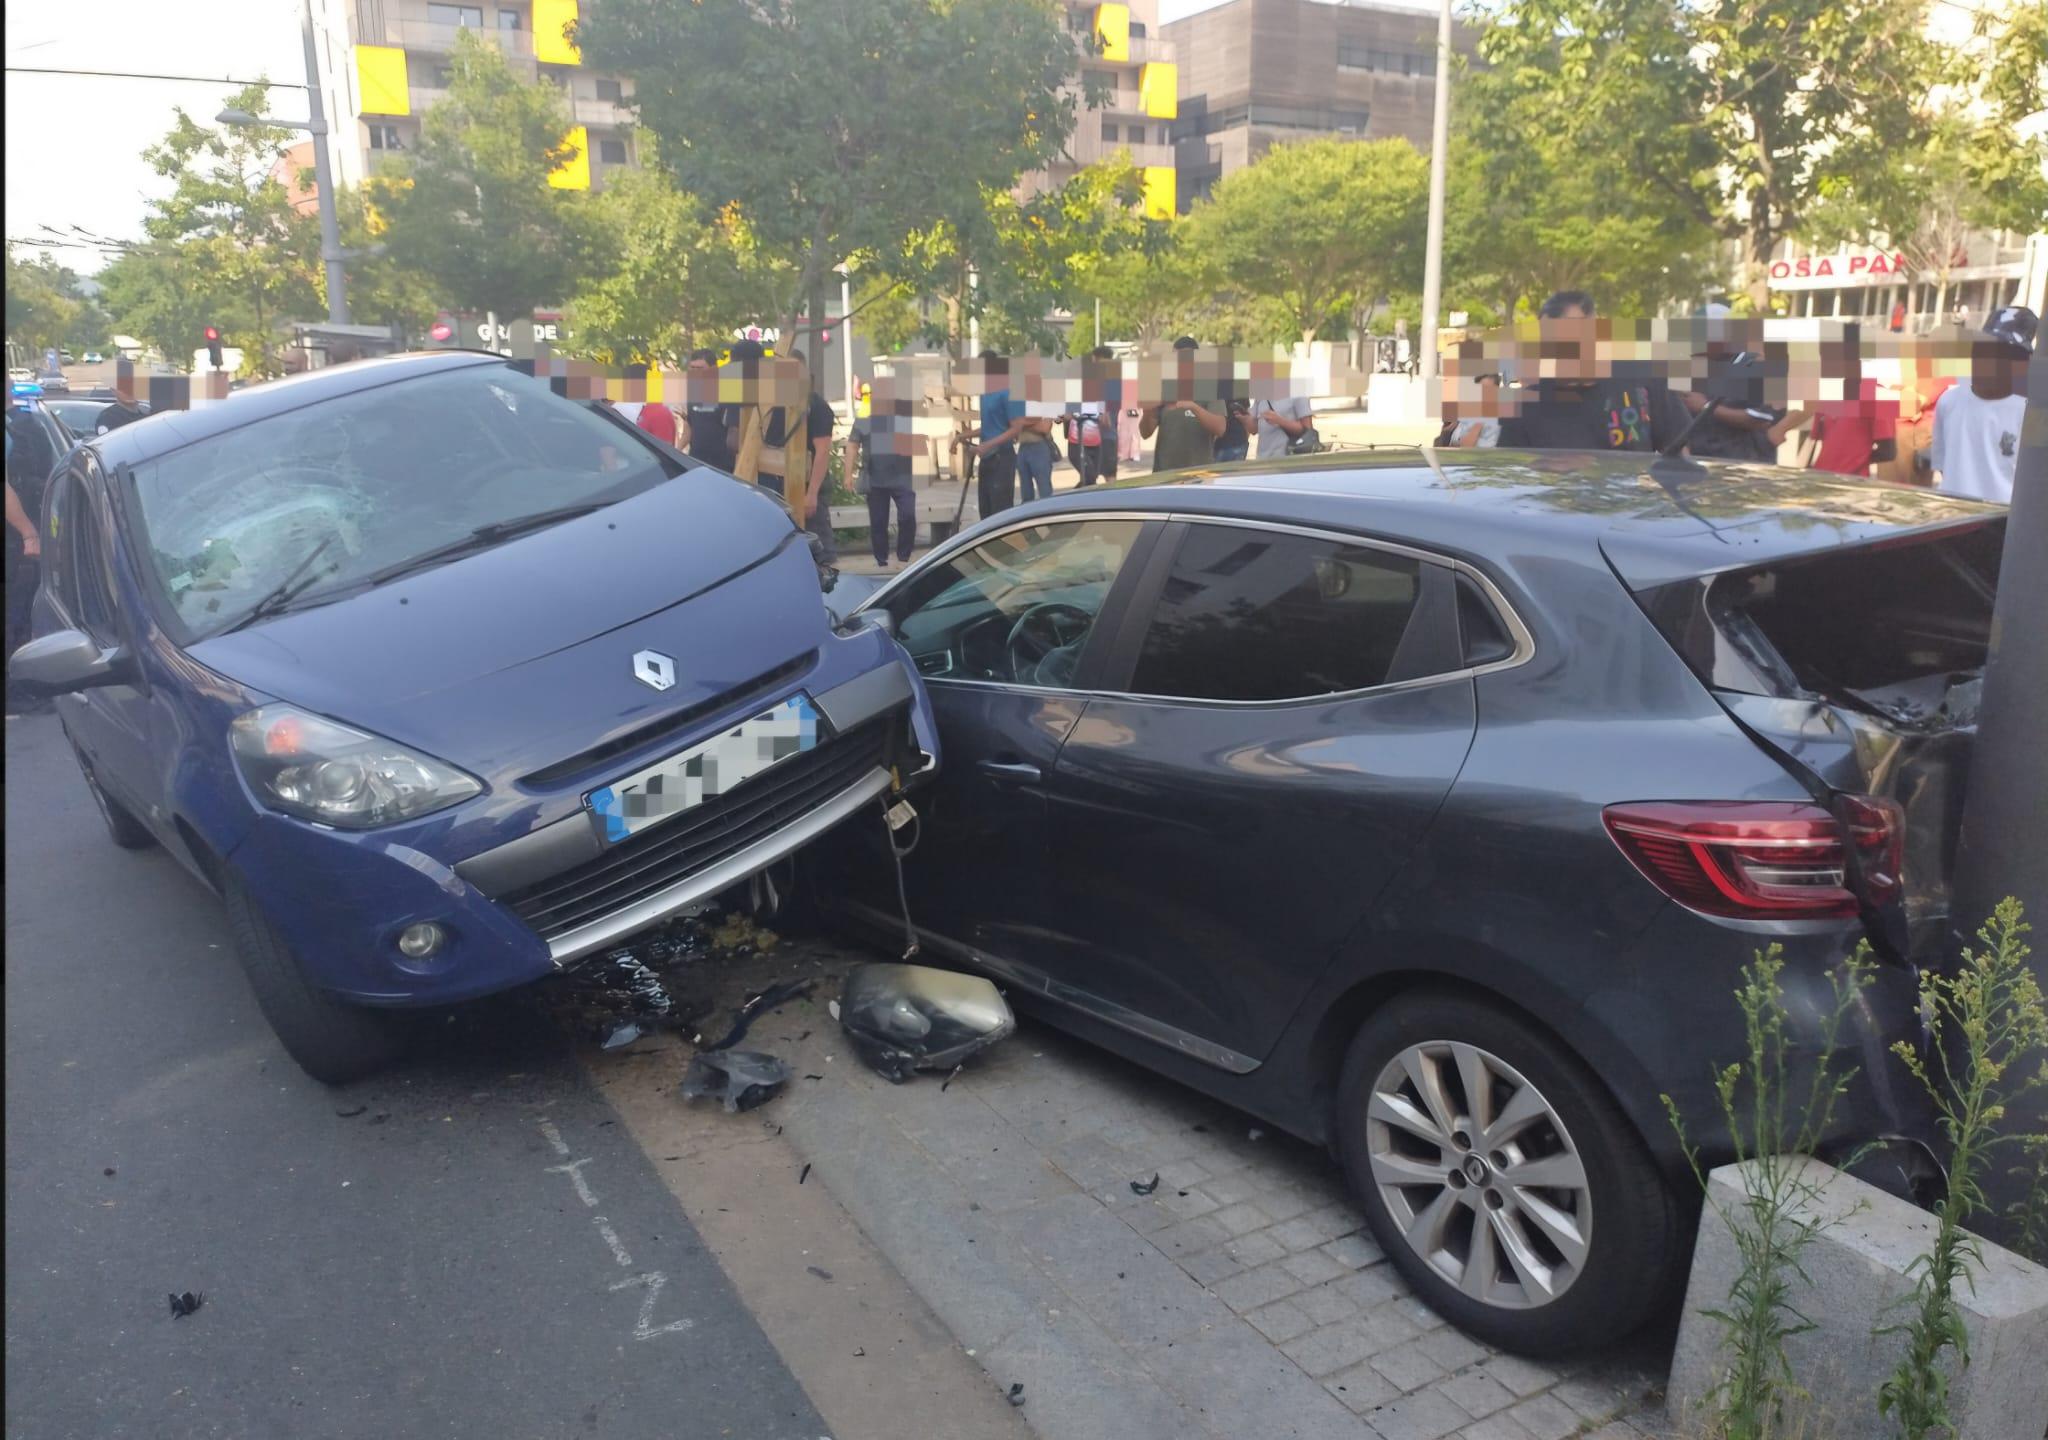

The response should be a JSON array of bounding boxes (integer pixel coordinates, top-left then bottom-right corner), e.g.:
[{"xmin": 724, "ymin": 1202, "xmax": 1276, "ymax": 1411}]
[{"xmin": 230, "ymin": 705, "xmax": 481, "ymax": 829}]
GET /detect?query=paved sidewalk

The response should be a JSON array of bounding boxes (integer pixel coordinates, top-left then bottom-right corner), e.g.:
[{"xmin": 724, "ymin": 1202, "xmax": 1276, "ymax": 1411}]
[{"xmin": 599, "ymin": 944, "xmax": 1680, "ymax": 1440}]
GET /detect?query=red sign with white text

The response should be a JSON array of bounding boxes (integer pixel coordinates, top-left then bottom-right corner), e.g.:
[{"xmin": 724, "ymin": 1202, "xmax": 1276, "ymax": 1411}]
[{"xmin": 1768, "ymin": 251, "xmax": 1911, "ymax": 287}]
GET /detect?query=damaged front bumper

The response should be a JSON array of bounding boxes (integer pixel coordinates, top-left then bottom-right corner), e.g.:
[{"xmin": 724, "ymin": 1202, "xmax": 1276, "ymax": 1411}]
[{"xmin": 458, "ymin": 660, "xmax": 936, "ymax": 967}]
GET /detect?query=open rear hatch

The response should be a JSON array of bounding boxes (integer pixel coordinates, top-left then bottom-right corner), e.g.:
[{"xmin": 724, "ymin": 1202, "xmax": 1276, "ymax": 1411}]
[{"xmin": 1612, "ymin": 514, "xmax": 2004, "ymax": 961}]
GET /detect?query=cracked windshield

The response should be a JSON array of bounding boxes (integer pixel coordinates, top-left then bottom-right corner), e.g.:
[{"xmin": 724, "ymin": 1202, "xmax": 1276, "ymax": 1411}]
[{"xmin": 4, "ymin": 0, "xmax": 2043, "ymax": 1437}]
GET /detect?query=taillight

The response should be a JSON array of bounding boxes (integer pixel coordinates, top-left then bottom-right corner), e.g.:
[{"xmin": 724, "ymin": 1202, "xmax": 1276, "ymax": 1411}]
[{"xmin": 1602, "ymin": 799, "xmax": 1901, "ymax": 920}]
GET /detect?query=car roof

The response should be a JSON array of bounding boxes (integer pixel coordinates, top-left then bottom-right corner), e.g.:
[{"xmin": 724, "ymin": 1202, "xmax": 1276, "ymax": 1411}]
[
  {"xmin": 1015, "ymin": 448, "xmax": 2003, "ymax": 585},
  {"xmin": 84, "ymin": 350, "xmax": 508, "ymax": 468}
]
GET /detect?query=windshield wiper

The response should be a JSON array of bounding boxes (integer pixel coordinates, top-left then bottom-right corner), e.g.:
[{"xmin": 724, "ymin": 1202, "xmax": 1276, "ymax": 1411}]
[
  {"xmin": 354, "ymin": 502, "xmax": 610, "ymax": 589},
  {"xmin": 216, "ymin": 534, "xmax": 341, "ymax": 636}
]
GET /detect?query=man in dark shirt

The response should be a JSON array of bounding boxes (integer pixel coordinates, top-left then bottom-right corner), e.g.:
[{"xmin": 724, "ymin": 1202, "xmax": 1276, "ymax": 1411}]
[
  {"xmin": 1496, "ymin": 293, "xmax": 1688, "ymax": 453},
  {"xmin": 1681, "ymin": 339, "xmax": 1784, "ymax": 463},
  {"xmin": 95, "ymin": 361, "xmax": 147, "ymax": 434},
  {"xmin": 682, "ymin": 347, "xmax": 737, "ymax": 471}
]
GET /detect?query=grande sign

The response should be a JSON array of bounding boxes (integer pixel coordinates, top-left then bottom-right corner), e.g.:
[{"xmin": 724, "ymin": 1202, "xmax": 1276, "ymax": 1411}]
[{"xmin": 1768, "ymin": 251, "xmax": 1910, "ymax": 288}]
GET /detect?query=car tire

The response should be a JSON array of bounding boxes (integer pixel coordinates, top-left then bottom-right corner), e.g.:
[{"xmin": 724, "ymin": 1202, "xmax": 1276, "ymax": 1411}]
[
  {"xmin": 224, "ymin": 879, "xmax": 401, "ymax": 1086},
  {"xmin": 75, "ymin": 749, "xmax": 155, "ymax": 850},
  {"xmin": 1333, "ymin": 990, "xmax": 1679, "ymax": 1357}
]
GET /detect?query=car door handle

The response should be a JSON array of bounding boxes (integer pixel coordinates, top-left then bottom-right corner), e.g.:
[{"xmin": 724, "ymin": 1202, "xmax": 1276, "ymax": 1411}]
[{"xmin": 977, "ymin": 760, "xmax": 1042, "ymax": 784}]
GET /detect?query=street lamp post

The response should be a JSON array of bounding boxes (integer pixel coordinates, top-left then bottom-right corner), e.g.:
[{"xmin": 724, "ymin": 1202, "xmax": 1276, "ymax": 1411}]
[
  {"xmin": 218, "ymin": 0, "xmax": 348, "ymax": 323},
  {"xmin": 1418, "ymin": 0, "xmax": 1453, "ymax": 382}
]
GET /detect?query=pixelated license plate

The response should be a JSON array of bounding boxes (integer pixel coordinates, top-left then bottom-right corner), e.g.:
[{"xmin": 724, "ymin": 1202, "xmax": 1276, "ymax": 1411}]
[{"xmin": 586, "ymin": 694, "xmax": 821, "ymax": 845}]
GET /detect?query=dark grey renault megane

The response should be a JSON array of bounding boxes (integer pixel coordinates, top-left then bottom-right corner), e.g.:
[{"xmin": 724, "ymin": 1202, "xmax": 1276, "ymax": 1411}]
[{"xmin": 817, "ymin": 448, "xmax": 1999, "ymax": 1354}]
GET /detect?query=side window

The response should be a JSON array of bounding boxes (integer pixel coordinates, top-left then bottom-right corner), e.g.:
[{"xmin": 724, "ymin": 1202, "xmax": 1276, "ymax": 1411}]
[
  {"xmin": 1129, "ymin": 524, "xmax": 1422, "ymax": 702},
  {"xmin": 886, "ymin": 518, "xmax": 1144, "ymax": 689},
  {"xmin": 63, "ymin": 476, "xmax": 119, "ymax": 641}
]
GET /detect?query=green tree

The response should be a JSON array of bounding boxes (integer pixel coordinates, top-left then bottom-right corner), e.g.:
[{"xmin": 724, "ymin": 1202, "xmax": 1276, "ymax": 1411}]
[
  {"xmin": 95, "ymin": 84, "xmax": 322, "ymax": 375},
  {"xmin": 887, "ymin": 161, "xmax": 1156, "ymax": 356},
  {"xmin": 1962, "ymin": 0, "xmax": 2048, "ymax": 234},
  {"xmin": 1474, "ymin": 0, "xmax": 1941, "ymax": 309},
  {"xmin": 1180, "ymin": 137, "xmax": 1428, "ymax": 342},
  {"xmin": 564, "ymin": 154, "xmax": 786, "ymax": 366},
  {"xmin": 578, "ymin": 0, "xmax": 1089, "ymax": 347},
  {"xmin": 5, "ymin": 248, "xmax": 93, "ymax": 356},
  {"xmin": 1444, "ymin": 64, "xmax": 1719, "ymax": 322},
  {"xmin": 373, "ymin": 29, "xmax": 607, "ymax": 320}
]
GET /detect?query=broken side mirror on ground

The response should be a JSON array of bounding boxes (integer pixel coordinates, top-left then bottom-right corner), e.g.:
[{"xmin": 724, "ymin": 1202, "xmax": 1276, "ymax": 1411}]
[{"xmin": 834, "ymin": 963, "xmax": 1015, "ymax": 1084}]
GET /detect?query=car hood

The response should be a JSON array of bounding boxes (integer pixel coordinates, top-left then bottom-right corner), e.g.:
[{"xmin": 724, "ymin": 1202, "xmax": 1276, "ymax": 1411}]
[{"xmin": 189, "ymin": 472, "xmax": 830, "ymax": 777}]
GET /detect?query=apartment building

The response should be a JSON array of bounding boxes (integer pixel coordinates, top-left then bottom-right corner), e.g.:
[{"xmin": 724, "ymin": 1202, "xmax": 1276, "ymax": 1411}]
[
  {"xmin": 1163, "ymin": 0, "xmax": 1477, "ymax": 210},
  {"xmin": 307, "ymin": 0, "xmax": 636, "ymax": 194},
  {"xmin": 1024, "ymin": 1, "xmax": 1181, "ymax": 219}
]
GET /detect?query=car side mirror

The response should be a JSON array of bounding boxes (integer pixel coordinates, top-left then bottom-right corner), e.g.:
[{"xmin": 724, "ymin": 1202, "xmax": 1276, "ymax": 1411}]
[
  {"xmin": 8, "ymin": 629, "xmax": 134, "ymax": 696},
  {"xmin": 861, "ymin": 610, "xmax": 896, "ymax": 639}
]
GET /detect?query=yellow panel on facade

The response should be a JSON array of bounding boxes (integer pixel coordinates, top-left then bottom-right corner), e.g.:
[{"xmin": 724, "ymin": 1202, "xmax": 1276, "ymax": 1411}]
[
  {"xmin": 1139, "ymin": 62, "xmax": 1177, "ymax": 119},
  {"xmin": 549, "ymin": 125, "xmax": 591, "ymax": 190},
  {"xmin": 1092, "ymin": 3, "xmax": 1130, "ymax": 62},
  {"xmin": 1142, "ymin": 166, "xmax": 1175, "ymax": 220},
  {"xmin": 533, "ymin": 0, "xmax": 582, "ymax": 64},
  {"xmin": 356, "ymin": 45, "xmax": 411, "ymax": 117}
]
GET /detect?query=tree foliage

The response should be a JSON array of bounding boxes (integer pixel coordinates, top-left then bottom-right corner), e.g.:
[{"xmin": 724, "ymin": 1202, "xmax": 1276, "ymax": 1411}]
[
  {"xmin": 372, "ymin": 29, "xmax": 609, "ymax": 319},
  {"xmin": 578, "ymin": 0, "xmax": 1089, "ymax": 341},
  {"xmin": 1444, "ymin": 62, "xmax": 1719, "ymax": 322},
  {"xmin": 1473, "ymin": 0, "xmax": 1940, "ymax": 307},
  {"xmin": 95, "ymin": 84, "xmax": 320, "ymax": 375},
  {"xmin": 5, "ymin": 249, "xmax": 111, "ymax": 356},
  {"xmin": 1180, "ymin": 137, "xmax": 1428, "ymax": 341},
  {"xmin": 564, "ymin": 155, "xmax": 786, "ymax": 366}
]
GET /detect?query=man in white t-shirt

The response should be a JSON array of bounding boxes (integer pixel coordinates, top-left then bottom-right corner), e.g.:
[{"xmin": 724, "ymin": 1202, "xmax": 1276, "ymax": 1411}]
[{"xmin": 1930, "ymin": 305, "xmax": 2033, "ymax": 504}]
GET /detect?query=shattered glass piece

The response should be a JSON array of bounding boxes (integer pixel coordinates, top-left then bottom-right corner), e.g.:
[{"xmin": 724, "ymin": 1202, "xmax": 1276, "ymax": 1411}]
[
  {"xmin": 837, "ymin": 964, "xmax": 1015, "ymax": 1084},
  {"xmin": 679, "ymin": 1049, "xmax": 790, "ymax": 1113},
  {"xmin": 601, "ymin": 1021, "xmax": 644, "ymax": 1051}
]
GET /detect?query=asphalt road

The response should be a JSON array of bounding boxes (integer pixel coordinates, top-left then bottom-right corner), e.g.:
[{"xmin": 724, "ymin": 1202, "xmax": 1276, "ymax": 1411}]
[{"xmin": 2, "ymin": 708, "xmax": 829, "ymax": 1440}]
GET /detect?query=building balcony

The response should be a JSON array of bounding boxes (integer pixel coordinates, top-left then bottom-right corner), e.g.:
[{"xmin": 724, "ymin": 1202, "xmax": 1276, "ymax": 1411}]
[{"xmin": 393, "ymin": 18, "xmax": 534, "ymax": 59}]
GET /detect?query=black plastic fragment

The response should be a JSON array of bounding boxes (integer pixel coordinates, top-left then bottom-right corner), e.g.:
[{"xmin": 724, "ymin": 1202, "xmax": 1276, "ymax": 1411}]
[
  {"xmin": 1007, "ymin": 1383, "xmax": 1026, "ymax": 1407},
  {"xmin": 334, "ymin": 1104, "xmax": 367, "ymax": 1118},
  {"xmin": 1130, "ymin": 1174, "xmax": 1161, "ymax": 1196},
  {"xmin": 798, "ymin": 1163, "xmax": 811, "ymax": 1185},
  {"xmin": 167, "ymin": 1291, "xmax": 203, "ymax": 1318},
  {"xmin": 679, "ymin": 1049, "xmax": 791, "ymax": 1113},
  {"xmin": 701, "ymin": 980, "xmax": 815, "ymax": 1052},
  {"xmin": 806, "ymin": 1265, "xmax": 833, "ymax": 1281}
]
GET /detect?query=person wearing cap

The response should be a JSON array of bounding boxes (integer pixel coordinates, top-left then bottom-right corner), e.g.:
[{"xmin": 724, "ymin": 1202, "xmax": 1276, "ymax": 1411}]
[{"xmin": 1930, "ymin": 306, "xmax": 2033, "ymax": 504}]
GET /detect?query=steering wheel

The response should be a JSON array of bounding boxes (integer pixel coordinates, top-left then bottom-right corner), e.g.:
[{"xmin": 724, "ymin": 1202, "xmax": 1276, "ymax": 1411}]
[{"xmin": 1005, "ymin": 602, "xmax": 1094, "ymax": 685}]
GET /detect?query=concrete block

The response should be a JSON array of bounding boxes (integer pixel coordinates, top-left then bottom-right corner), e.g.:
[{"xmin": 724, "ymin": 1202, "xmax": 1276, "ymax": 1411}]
[{"xmin": 1668, "ymin": 1157, "xmax": 2048, "ymax": 1440}]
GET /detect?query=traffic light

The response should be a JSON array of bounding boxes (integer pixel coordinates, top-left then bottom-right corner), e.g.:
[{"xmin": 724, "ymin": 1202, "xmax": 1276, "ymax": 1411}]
[{"xmin": 204, "ymin": 326, "xmax": 223, "ymax": 370}]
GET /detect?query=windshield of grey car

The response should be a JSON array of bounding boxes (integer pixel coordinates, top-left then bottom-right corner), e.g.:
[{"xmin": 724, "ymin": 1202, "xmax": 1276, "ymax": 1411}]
[{"xmin": 127, "ymin": 365, "xmax": 675, "ymax": 641}]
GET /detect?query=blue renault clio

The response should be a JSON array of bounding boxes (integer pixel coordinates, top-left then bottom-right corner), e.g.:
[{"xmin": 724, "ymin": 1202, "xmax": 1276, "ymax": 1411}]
[{"xmin": 9, "ymin": 352, "xmax": 937, "ymax": 1082}]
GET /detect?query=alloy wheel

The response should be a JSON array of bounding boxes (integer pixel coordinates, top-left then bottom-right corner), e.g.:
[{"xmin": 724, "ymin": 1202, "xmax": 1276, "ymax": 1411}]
[{"xmin": 1365, "ymin": 1040, "xmax": 1593, "ymax": 1309}]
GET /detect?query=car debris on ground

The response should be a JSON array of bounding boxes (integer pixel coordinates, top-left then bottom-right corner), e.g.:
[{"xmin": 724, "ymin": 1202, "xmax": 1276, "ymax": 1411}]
[
  {"xmin": 680, "ymin": 1050, "xmax": 792, "ymax": 1113},
  {"xmin": 833, "ymin": 963, "xmax": 1015, "ymax": 1083},
  {"xmin": 167, "ymin": 1292, "xmax": 203, "ymax": 1318}
]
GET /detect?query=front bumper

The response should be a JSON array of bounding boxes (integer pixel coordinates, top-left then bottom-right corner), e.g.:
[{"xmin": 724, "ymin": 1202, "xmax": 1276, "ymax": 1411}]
[{"xmin": 225, "ymin": 655, "xmax": 935, "ymax": 1005}]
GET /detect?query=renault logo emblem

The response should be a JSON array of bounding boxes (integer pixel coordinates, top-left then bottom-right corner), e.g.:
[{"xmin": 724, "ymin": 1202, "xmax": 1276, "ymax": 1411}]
[{"xmin": 632, "ymin": 650, "xmax": 677, "ymax": 692}]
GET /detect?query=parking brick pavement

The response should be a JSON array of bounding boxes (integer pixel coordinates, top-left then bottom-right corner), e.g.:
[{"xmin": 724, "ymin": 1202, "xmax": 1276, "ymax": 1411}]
[{"xmin": 752, "ymin": 984, "xmax": 1677, "ymax": 1440}]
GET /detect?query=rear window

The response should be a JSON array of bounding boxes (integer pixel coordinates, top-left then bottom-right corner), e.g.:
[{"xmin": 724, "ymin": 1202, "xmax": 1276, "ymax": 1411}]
[{"xmin": 1655, "ymin": 522, "xmax": 2002, "ymax": 711}]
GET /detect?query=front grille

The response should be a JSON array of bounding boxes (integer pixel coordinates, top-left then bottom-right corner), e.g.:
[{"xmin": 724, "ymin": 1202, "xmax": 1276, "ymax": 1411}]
[
  {"xmin": 503, "ymin": 717, "xmax": 893, "ymax": 941},
  {"xmin": 520, "ymin": 652, "xmax": 815, "ymax": 790}
]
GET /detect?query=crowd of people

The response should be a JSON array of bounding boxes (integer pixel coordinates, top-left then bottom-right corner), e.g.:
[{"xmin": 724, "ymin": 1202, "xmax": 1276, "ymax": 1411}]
[{"xmin": 1438, "ymin": 290, "xmax": 2034, "ymax": 504}]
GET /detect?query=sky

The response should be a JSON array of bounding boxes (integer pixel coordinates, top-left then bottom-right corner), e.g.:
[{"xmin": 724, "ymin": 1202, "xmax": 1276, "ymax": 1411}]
[
  {"xmin": 4, "ymin": 0, "xmax": 1442, "ymax": 277},
  {"xmin": 5, "ymin": 0, "xmax": 307, "ymax": 275}
]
